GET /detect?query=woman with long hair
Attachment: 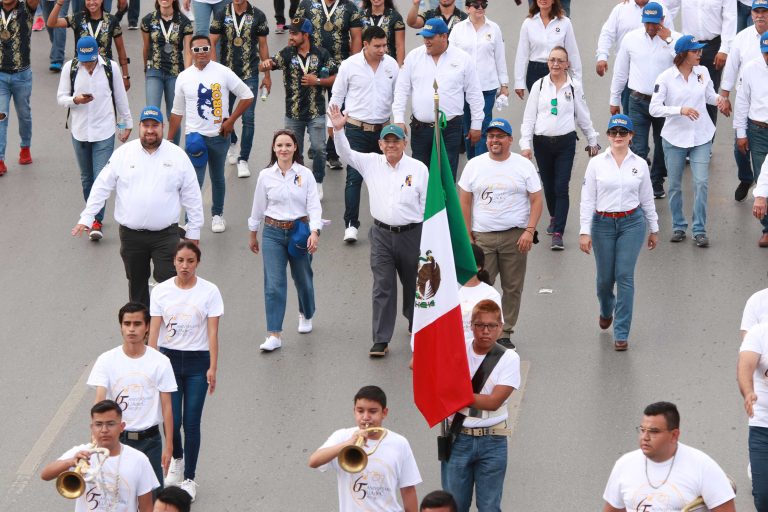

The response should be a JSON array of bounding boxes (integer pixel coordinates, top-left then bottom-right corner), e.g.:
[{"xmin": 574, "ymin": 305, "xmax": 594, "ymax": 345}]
[
  {"xmin": 248, "ymin": 129, "xmax": 322, "ymax": 353},
  {"xmin": 361, "ymin": 0, "xmax": 405, "ymax": 65}
]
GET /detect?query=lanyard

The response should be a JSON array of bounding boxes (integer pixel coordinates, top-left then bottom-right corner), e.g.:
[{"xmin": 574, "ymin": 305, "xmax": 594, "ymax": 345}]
[
  {"xmin": 321, "ymin": 0, "xmax": 339, "ymax": 23},
  {"xmin": 158, "ymin": 15, "xmax": 175, "ymax": 42},
  {"xmin": 368, "ymin": 15, "xmax": 384, "ymax": 27},
  {"xmin": 296, "ymin": 52, "xmax": 311, "ymax": 75},
  {"xmin": 87, "ymin": 18, "xmax": 103, "ymax": 39},
  {"xmin": 0, "ymin": 8, "xmax": 16, "ymax": 31},
  {"xmin": 230, "ymin": 5, "xmax": 247, "ymax": 38}
]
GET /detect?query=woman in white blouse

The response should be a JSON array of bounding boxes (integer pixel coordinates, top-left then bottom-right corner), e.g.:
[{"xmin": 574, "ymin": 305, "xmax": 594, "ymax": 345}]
[
  {"xmin": 448, "ymin": 0, "xmax": 508, "ymax": 158},
  {"xmin": 514, "ymin": 0, "xmax": 581, "ymax": 98},
  {"xmin": 248, "ymin": 129, "xmax": 322, "ymax": 352},
  {"xmin": 649, "ymin": 35, "xmax": 727, "ymax": 248},
  {"xmin": 579, "ymin": 114, "xmax": 658, "ymax": 352},
  {"xmin": 520, "ymin": 46, "xmax": 599, "ymax": 251}
]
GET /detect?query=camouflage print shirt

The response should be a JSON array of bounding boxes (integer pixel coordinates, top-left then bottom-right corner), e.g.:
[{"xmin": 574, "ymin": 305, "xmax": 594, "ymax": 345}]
[
  {"xmin": 141, "ymin": 10, "xmax": 193, "ymax": 76},
  {"xmin": 0, "ymin": 0, "xmax": 34, "ymax": 73},
  {"xmin": 294, "ymin": 0, "xmax": 362, "ymax": 63},
  {"xmin": 210, "ymin": 3, "xmax": 269, "ymax": 80},
  {"xmin": 66, "ymin": 11, "xmax": 122, "ymax": 61},
  {"xmin": 271, "ymin": 44, "xmax": 337, "ymax": 121},
  {"xmin": 418, "ymin": 6, "xmax": 467, "ymax": 34},
  {"xmin": 360, "ymin": 7, "xmax": 404, "ymax": 60}
]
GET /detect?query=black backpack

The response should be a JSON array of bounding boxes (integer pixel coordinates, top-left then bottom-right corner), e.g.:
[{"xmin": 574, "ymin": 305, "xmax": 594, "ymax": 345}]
[{"xmin": 66, "ymin": 57, "xmax": 116, "ymax": 129}]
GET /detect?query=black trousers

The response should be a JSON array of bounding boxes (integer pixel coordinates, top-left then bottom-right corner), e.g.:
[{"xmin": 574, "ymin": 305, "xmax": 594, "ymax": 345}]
[
  {"xmin": 273, "ymin": 0, "xmax": 298, "ymax": 24},
  {"xmin": 700, "ymin": 36, "xmax": 722, "ymax": 130},
  {"xmin": 119, "ymin": 225, "xmax": 179, "ymax": 307}
]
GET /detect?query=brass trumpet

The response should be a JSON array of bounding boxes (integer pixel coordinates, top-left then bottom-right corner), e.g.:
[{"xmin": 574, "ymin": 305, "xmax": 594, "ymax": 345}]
[
  {"xmin": 681, "ymin": 475, "xmax": 736, "ymax": 512},
  {"xmin": 55, "ymin": 444, "xmax": 111, "ymax": 499},
  {"xmin": 338, "ymin": 427, "xmax": 388, "ymax": 473}
]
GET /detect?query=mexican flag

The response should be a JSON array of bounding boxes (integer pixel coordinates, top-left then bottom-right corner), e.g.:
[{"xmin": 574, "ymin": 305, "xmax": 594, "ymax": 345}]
[{"xmin": 412, "ymin": 127, "xmax": 477, "ymax": 427}]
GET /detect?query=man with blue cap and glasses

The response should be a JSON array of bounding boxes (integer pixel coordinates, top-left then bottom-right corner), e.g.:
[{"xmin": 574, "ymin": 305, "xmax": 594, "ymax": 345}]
[{"xmin": 72, "ymin": 106, "xmax": 204, "ymax": 308}]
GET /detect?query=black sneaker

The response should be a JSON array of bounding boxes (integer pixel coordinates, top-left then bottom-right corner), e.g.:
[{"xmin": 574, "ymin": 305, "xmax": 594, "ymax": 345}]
[
  {"xmin": 735, "ymin": 180, "xmax": 753, "ymax": 202},
  {"xmin": 128, "ymin": 23, "xmax": 138, "ymax": 30},
  {"xmin": 693, "ymin": 233, "xmax": 709, "ymax": 247},
  {"xmin": 308, "ymin": 148, "xmax": 315, "ymax": 159},
  {"xmin": 653, "ymin": 183, "xmax": 666, "ymax": 199},
  {"xmin": 551, "ymin": 233, "xmax": 564, "ymax": 250},
  {"xmin": 327, "ymin": 157, "xmax": 343, "ymax": 170},
  {"xmin": 369, "ymin": 342, "xmax": 389, "ymax": 357},
  {"xmin": 670, "ymin": 230, "xmax": 686, "ymax": 242},
  {"xmin": 496, "ymin": 338, "xmax": 516, "ymax": 351}
]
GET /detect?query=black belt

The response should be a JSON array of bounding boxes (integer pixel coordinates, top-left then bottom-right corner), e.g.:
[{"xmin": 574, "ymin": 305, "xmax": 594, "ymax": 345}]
[
  {"xmin": 410, "ymin": 115, "xmax": 460, "ymax": 129},
  {"xmin": 697, "ymin": 35, "xmax": 721, "ymax": 45},
  {"xmin": 373, "ymin": 219, "xmax": 421, "ymax": 233},
  {"xmin": 120, "ymin": 223, "xmax": 179, "ymax": 233},
  {"xmin": 533, "ymin": 131, "xmax": 576, "ymax": 142},
  {"xmin": 120, "ymin": 424, "xmax": 160, "ymax": 441},
  {"xmin": 630, "ymin": 90, "xmax": 652, "ymax": 102},
  {"xmin": 0, "ymin": 65, "xmax": 30, "ymax": 74}
]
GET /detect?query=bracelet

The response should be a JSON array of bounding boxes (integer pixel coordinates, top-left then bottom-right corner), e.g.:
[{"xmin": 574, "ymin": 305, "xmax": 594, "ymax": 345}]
[
  {"xmin": 123, "ymin": 75, "xmax": 130, "ymax": 79},
  {"xmin": 524, "ymin": 227, "xmax": 534, "ymax": 234}
]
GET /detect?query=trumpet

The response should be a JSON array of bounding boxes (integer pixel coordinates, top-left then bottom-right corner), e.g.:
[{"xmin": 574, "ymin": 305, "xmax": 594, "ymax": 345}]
[
  {"xmin": 681, "ymin": 475, "xmax": 736, "ymax": 512},
  {"xmin": 338, "ymin": 427, "xmax": 388, "ymax": 473},
  {"xmin": 56, "ymin": 443, "xmax": 111, "ymax": 499}
]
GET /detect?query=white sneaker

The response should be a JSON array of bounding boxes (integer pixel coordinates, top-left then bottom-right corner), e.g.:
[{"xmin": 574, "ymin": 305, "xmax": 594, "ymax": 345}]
[
  {"xmin": 180, "ymin": 479, "xmax": 198, "ymax": 501},
  {"xmin": 260, "ymin": 335, "xmax": 282, "ymax": 352},
  {"xmin": 211, "ymin": 215, "xmax": 226, "ymax": 233},
  {"xmin": 227, "ymin": 144, "xmax": 238, "ymax": 164},
  {"xmin": 317, "ymin": 183, "xmax": 324, "ymax": 201},
  {"xmin": 298, "ymin": 314, "xmax": 313, "ymax": 333},
  {"xmin": 237, "ymin": 160, "xmax": 251, "ymax": 178},
  {"xmin": 343, "ymin": 226, "xmax": 358, "ymax": 243},
  {"xmin": 165, "ymin": 458, "xmax": 184, "ymax": 487}
]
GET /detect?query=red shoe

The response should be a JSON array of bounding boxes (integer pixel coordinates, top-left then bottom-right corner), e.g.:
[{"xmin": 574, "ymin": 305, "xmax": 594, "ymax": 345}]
[
  {"xmin": 0, "ymin": 160, "xmax": 6, "ymax": 176},
  {"xmin": 89, "ymin": 220, "xmax": 103, "ymax": 241},
  {"xmin": 19, "ymin": 147, "xmax": 31, "ymax": 165},
  {"xmin": 32, "ymin": 16, "xmax": 44, "ymax": 31}
]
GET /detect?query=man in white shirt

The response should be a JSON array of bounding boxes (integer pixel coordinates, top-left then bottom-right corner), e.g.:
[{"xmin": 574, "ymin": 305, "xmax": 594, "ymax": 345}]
[
  {"xmin": 308, "ymin": 385, "xmax": 421, "ymax": 511},
  {"xmin": 330, "ymin": 25, "xmax": 399, "ymax": 244},
  {"xmin": 88, "ymin": 302, "xmax": 177, "ymax": 490},
  {"xmin": 458, "ymin": 118, "xmax": 542, "ymax": 349},
  {"xmin": 741, "ymin": 287, "xmax": 768, "ymax": 337},
  {"xmin": 40, "ymin": 399, "xmax": 158, "ymax": 512},
  {"xmin": 58, "ymin": 35, "xmax": 132, "ymax": 242},
  {"xmin": 72, "ymin": 106, "xmax": 203, "ymax": 308},
  {"xmin": 392, "ymin": 17, "xmax": 483, "ymax": 179},
  {"xmin": 168, "ymin": 33, "xmax": 254, "ymax": 234},
  {"xmin": 609, "ymin": 3, "xmax": 676, "ymax": 199},
  {"xmin": 330, "ymin": 105, "xmax": 428, "ymax": 357},
  {"xmin": 602, "ymin": 401, "xmax": 736, "ymax": 512}
]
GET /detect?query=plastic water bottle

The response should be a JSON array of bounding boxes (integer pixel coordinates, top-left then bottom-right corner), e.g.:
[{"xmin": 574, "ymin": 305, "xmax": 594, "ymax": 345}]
[
  {"xmin": 319, "ymin": 66, "xmax": 329, "ymax": 79},
  {"xmin": 116, "ymin": 119, "xmax": 127, "ymax": 141},
  {"xmin": 261, "ymin": 86, "xmax": 268, "ymax": 101}
]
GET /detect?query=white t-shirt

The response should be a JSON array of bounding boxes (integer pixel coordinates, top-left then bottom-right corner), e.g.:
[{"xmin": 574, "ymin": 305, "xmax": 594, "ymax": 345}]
[
  {"xmin": 87, "ymin": 346, "xmax": 177, "ymax": 431},
  {"xmin": 171, "ymin": 60, "xmax": 254, "ymax": 136},
  {"xmin": 58, "ymin": 443, "xmax": 158, "ymax": 512},
  {"xmin": 458, "ymin": 283, "xmax": 503, "ymax": 343},
  {"xmin": 150, "ymin": 276, "xmax": 224, "ymax": 352},
  {"xmin": 457, "ymin": 153, "xmax": 542, "ymax": 233},
  {"xmin": 603, "ymin": 443, "xmax": 735, "ymax": 511},
  {"xmin": 741, "ymin": 324, "xmax": 768, "ymax": 428},
  {"xmin": 318, "ymin": 427, "xmax": 422, "ymax": 512},
  {"xmin": 741, "ymin": 288, "xmax": 768, "ymax": 332}
]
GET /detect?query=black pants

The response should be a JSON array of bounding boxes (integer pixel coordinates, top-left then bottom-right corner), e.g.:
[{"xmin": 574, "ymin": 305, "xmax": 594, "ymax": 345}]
[
  {"xmin": 119, "ymin": 225, "xmax": 179, "ymax": 307},
  {"xmin": 532, "ymin": 132, "xmax": 577, "ymax": 235},
  {"xmin": 410, "ymin": 116, "xmax": 463, "ymax": 180},
  {"xmin": 273, "ymin": 0, "xmax": 298, "ymax": 24},
  {"xmin": 700, "ymin": 36, "xmax": 722, "ymax": 130}
]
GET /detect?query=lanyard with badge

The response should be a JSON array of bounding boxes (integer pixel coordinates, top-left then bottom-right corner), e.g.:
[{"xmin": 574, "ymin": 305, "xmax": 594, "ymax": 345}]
[
  {"xmin": 321, "ymin": 0, "xmax": 339, "ymax": 31},
  {"xmin": 159, "ymin": 15, "xmax": 175, "ymax": 54},
  {"xmin": 86, "ymin": 17, "xmax": 103, "ymax": 40},
  {"xmin": 368, "ymin": 14, "xmax": 384, "ymax": 27},
  {"xmin": 296, "ymin": 51, "xmax": 311, "ymax": 76},
  {"xmin": 229, "ymin": 5, "xmax": 247, "ymax": 47},
  {"xmin": 0, "ymin": 8, "xmax": 15, "ymax": 41}
]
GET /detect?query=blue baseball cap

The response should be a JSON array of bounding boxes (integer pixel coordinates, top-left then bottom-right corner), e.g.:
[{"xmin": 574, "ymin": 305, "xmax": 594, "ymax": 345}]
[
  {"xmin": 641, "ymin": 2, "xmax": 664, "ymax": 23},
  {"xmin": 417, "ymin": 17, "xmax": 449, "ymax": 37},
  {"xmin": 380, "ymin": 124, "xmax": 406, "ymax": 139},
  {"xmin": 753, "ymin": 0, "xmax": 768, "ymax": 10},
  {"xmin": 139, "ymin": 105, "xmax": 163, "ymax": 123},
  {"xmin": 674, "ymin": 34, "xmax": 706, "ymax": 54},
  {"xmin": 76, "ymin": 36, "xmax": 99, "ymax": 63},
  {"xmin": 287, "ymin": 17, "xmax": 313, "ymax": 35},
  {"xmin": 185, "ymin": 132, "xmax": 208, "ymax": 167},
  {"xmin": 486, "ymin": 118, "xmax": 513, "ymax": 136},
  {"xmin": 761, "ymin": 33, "xmax": 768, "ymax": 52},
  {"xmin": 607, "ymin": 114, "xmax": 634, "ymax": 132}
]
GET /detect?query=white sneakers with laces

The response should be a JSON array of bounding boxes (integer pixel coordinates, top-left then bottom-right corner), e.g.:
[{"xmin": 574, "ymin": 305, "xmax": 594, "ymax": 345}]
[
  {"xmin": 227, "ymin": 144, "xmax": 238, "ymax": 164},
  {"xmin": 211, "ymin": 215, "xmax": 226, "ymax": 233},
  {"xmin": 298, "ymin": 313, "xmax": 313, "ymax": 333},
  {"xmin": 260, "ymin": 335, "xmax": 282, "ymax": 352},
  {"xmin": 180, "ymin": 479, "xmax": 198, "ymax": 501},
  {"xmin": 165, "ymin": 458, "xmax": 184, "ymax": 487},
  {"xmin": 343, "ymin": 226, "xmax": 358, "ymax": 243},
  {"xmin": 317, "ymin": 183, "xmax": 324, "ymax": 201},
  {"xmin": 237, "ymin": 160, "xmax": 251, "ymax": 178}
]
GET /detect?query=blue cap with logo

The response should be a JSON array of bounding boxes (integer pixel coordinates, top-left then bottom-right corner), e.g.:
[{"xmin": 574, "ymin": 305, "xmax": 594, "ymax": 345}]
[
  {"xmin": 761, "ymin": 33, "xmax": 768, "ymax": 52},
  {"xmin": 139, "ymin": 105, "xmax": 163, "ymax": 123},
  {"xmin": 417, "ymin": 17, "xmax": 449, "ymax": 37},
  {"xmin": 380, "ymin": 124, "xmax": 406, "ymax": 139},
  {"xmin": 641, "ymin": 2, "xmax": 664, "ymax": 23},
  {"xmin": 607, "ymin": 114, "xmax": 634, "ymax": 132},
  {"xmin": 185, "ymin": 132, "xmax": 208, "ymax": 167},
  {"xmin": 486, "ymin": 118, "xmax": 513, "ymax": 135},
  {"xmin": 674, "ymin": 34, "xmax": 706, "ymax": 54},
  {"xmin": 753, "ymin": 0, "xmax": 768, "ymax": 10},
  {"xmin": 287, "ymin": 17, "xmax": 313, "ymax": 35},
  {"xmin": 76, "ymin": 36, "xmax": 99, "ymax": 63}
]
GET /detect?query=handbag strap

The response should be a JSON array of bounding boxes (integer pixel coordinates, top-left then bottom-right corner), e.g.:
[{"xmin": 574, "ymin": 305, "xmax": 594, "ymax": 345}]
[{"xmin": 449, "ymin": 343, "xmax": 506, "ymax": 434}]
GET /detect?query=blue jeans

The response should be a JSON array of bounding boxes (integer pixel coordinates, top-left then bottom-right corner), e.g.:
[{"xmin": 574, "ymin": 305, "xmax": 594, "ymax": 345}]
[
  {"xmin": 344, "ymin": 123, "xmax": 381, "ymax": 228},
  {"xmin": 747, "ymin": 122, "xmax": 768, "ymax": 233},
  {"xmin": 262, "ymin": 224, "xmax": 315, "ymax": 333},
  {"xmin": 127, "ymin": 0, "xmax": 140, "ymax": 24},
  {"xmin": 121, "ymin": 430, "xmax": 164, "ymax": 487},
  {"xmin": 410, "ymin": 116, "xmax": 463, "ymax": 180},
  {"xmin": 191, "ymin": 0, "xmax": 230, "ymax": 36},
  {"xmin": 72, "ymin": 135, "xmax": 114, "ymax": 223},
  {"xmin": 735, "ymin": 134, "xmax": 753, "ymax": 183},
  {"xmin": 228, "ymin": 76, "xmax": 259, "ymax": 162},
  {"xmin": 591, "ymin": 209, "xmax": 646, "ymax": 341},
  {"xmin": 620, "ymin": 85, "xmax": 630, "ymax": 116},
  {"xmin": 662, "ymin": 139, "xmax": 711, "ymax": 236},
  {"xmin": 284, "ymin": 115, "xmax": 326, "ymax": 183},
  {"xmin": 192, "ymin": 134, "xmax": 229, "ymax": 216},
  {"xmin": 441, "ymin": 433, "xmax": 507, "ymax": 512},
  {"xmin": 146, "ymin": 69, "xmax": 179, "ymax": 145},
  {"xmin": 463, "ymin": 88, "xmax": 496, "ymax": 159},
  {"xmin": 628, "ymin": 94, "xmax": 667, "ymax": 186},
  {"xmin": 739, "ymin": 1, "xmax": 755, "ymax": 32},
  {"xmin": 160, "ymin": 348, "xmax": 210, "ymax": 481},
  {"xmin": 532, "ymin": 132, "xmax": 577, "ymax": 235},
  {"xmin": 42, "ymin": 0, "xmax": 68, "ymax": 65},
  {"xmin": 0, "ymin": 68, "xmax": 32, "ymax": 160},
  {"xmin": 750, "ymin": 426, "xmax": 768, "ymax": 512}
]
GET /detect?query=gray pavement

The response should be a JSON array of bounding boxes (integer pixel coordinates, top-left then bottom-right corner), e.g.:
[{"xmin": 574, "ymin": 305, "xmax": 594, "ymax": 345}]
[{"xmin": 0, "ymin": 0, "xmax": 761, "ymax": 510}]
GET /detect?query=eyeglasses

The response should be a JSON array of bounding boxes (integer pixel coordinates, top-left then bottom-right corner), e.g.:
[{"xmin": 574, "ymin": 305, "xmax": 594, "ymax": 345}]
[
  {"xmin": 92, "ymin": 421, "xmax": 120, "ymax": 431},
  {"xmin": 607, "ymin": 128, "xmax": 630, "ymax": 137},
  {"xmin": 547, "ymin": 57, "xmax": 567, "ymax": 65},
  {"xmin": 550, "ymin": 98, "xmax": 558, "ymax": 116},
  {"xmin": 191, "ymin": 46, "xmax": 211, "ymax": 53},
  {"xmin": 472, "ymin": 322, "xmax": 500, "ymax": 331},
  {"xmin": 635, "ymin": 426, "xmax": 671, "ymax": 436},
  {"xmin": 468, "ymin": 1, "xmax": 488, "ymax": 8}
]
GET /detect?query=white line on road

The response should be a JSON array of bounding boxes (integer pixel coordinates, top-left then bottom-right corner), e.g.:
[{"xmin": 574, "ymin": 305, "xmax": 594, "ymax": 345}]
[{"xmin": 507, "ymin": 360, "xmax": 530, "ymax": 436}]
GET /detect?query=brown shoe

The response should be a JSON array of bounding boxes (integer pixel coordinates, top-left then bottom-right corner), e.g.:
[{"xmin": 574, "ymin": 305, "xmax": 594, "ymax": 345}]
[
  {"xmin": 614, "ymin": 340, "xmax": 628, "ymax": 351},
  {"xmin": 760, "ymin": 233, "xmax": 768, "ymax": 248},
  {"xmin": 599, "ymin": 315, "xmax": 613, "ymax": 330}
]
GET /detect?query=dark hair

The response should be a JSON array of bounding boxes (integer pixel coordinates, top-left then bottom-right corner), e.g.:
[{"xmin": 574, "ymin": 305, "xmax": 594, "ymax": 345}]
[
  {"xmin": 191, "ymin": 33, "xmax": 212, "ymax": 46},
  {"xmin": 362, "ymin": 25, "xmax": 388, "ymax": 43},
  {"xmin": 268, "ymin": 129, "xmax": 305, "ymax": 167},
  {"xmin": 362, "ymin": 0, "xmax": 396, "ymax": 11},
  {"xmin": 643, "ymin": 402, "xmax": 680, "ymax": 430},
  {"xmin": 529, "ymin": 0, "xmax": 564, "ymax": 18},
  {"xmin": 154, "ymin": 0, "xmax": 180, "ymax": 12},
  {"xmin": 354, "ymin": 385, "xmax": 387, "ymax": 409},
  {"xmin": 118, "ymin": 302, "xmax": 150, "ymax": 325},
  {"xmin": 91, "ymin": 399, "xmax": 123, "ymax": 418},
  {"xmin": 175, "ymin": 240, "xmax": 201, "ymax": 262},
  {"xmin": 156, "ymin": 486, "xmax": 192, "ymax": 512},
  {"xmin": 471, "ymin": 299, "xmax": 502, "ymax": 324},
  {"xmin": 471, "ymin": 244, "xmax": 492, "ymax": 285},
  {"xmin": 420, "ymin": 490, "xmax": 458, "ymax": 511},
  {"xmin": 83, "ymin": 0, "xmax": 104, "ymax": 16}
]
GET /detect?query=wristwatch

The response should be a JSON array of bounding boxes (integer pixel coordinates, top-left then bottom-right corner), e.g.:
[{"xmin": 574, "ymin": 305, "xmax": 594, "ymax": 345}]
[{"xmin": 664, "ymin": 36, "xmax": 673, "ymax": 44}]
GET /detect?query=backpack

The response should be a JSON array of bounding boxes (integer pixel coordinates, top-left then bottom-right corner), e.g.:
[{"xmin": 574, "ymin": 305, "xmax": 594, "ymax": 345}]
[{"xmin": 66, "ymin": 57, "xmax": 117, "ymax": 129}]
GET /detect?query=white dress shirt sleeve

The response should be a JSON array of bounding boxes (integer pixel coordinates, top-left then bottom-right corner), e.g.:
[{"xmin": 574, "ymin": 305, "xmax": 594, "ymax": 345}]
[
  {"xmin": 638, "ymin": 160, "xmax": 659, "ymax": 233},
  {"xmin": 734, "ymin": 71, "xmax": 750, "ymax": 138},
  {"xmin": 333, "ymin": 128, "xmax": 375, "ymax": 178},
  {"xmin": 703, "ymin": 68, "xmax": 720, "ymax": 105},
  {"xmin": 392, "ymin": 52, "xmax": 413, "ymax": 125},
  {"xmin": 514, "ymin": 19, "xmax": 531, "ymax": 90},
  {"xmin": 329, "ymin": 59, "xmax": 349, "ymax": 108},
  {"xmin": 755, "ymin": 158, "xmax": 768, "ymax": 197},
  {"xmin": 304, "ymin": 170, "xmax": 323, "ymax": 232},
  {"xmin": 564, "ymin": 19, "xmax": 582, "ymax": 82},
  {"xmin": 720, "ymin": 0, "xmax": 737, "ymax": 54},
  {"xmin": 596, "ymin": 5, "xmax": 618, "ymax": 62},
  {"xmin": 248, "ymin": 172, "xmax": 268, "ymax": 232},
  {"xmin": 494, "ymin": 24, "xmax": 509, "ymax": 85},
  {"xmin": 57, "ymin": 60, "xmax": 76, "ymax": 108},
  {"xmin": 609, "ymin": 40, "xmax": 630, "ymax": 107},
  {"xmin": 665, "ymin": 0, "xmax": 680, "ymax": 23},
  {"xmin": 78, "ymin": 158, "xmax": 118, "ymax": 226},
  {"xmin": 465, "ymin": 64, "xmax": 485, "ymax": 130},
  {"xmin": 111, "ymin": 61, "xmax": 133, "ymax": 129},
  {"xmin": 519, "ymin": 78, "xmax": 541, "ymax": 150},
  {"xmin": 171, "ymin": 78, "xmax": 186, "ymax": 116},
  {"xmin": 574, "ymin": 82, "xmax": 598, "ymax": 146},
  {"xmin": 179, "ymin": 156, "xmax": 204, "ymax": 240},
  {"xmin": 649, "ymin": 71, "xmax": 681, "ymax": 118},
  {"xmin": 720, "ymin": 39, "xmax": 740, "ymax": 92},
  {"xmin": 579, "ymin": 158, "xmax": 598, "ymax": 235}
]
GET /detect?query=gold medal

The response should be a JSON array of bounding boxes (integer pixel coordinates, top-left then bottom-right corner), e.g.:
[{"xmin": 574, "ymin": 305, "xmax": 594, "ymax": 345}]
[
  {"xmin": 323, "ymin": 21, "xmax": 333, "ymax": 31},
  {"xmin": 0, "ymin": 30, "xmax": 10, "ymax": 41},
  {"xmin": 233, "ymin": 36, "xmax": 243, "ymax": 47}
]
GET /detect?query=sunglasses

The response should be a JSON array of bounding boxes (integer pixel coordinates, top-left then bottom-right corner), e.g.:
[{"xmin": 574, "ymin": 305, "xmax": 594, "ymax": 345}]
[
  {"xmin": 191, "ymin": 46, "xmax": 211, "ymax": 53},
  {"xmin": 607, "ymin": 128, "xmax": 630, "ymax": 137},
  {"xmin": 468, "ymin": 1, "xmax": 488, "ymax": 8},
  {"xmin": 550, "ymin": 98, "xmax": 557, "ymax": 116}
]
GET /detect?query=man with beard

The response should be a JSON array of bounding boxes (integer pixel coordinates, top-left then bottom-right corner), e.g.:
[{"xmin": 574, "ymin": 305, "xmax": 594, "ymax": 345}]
[{"xmin": 72, "ymin": 106, "xmax": 203, "ymax": 308}]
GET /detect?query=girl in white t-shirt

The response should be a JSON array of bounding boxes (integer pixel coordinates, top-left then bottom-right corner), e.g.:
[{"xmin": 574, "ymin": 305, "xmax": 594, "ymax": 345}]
[
  {"xmin": 459, "ymin": 244, "xmax": 502, "ymax": 343},
  {"xmin": 149, "ymin": 241, "xmax": 224, "ymax": 501}
]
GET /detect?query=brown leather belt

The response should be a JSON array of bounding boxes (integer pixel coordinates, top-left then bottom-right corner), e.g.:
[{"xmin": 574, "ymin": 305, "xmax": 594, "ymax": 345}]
[
  {"xmin": 346, "ymin": 118, "xmax": 386, "ymax": 132},
  {"xmin": 750, "ymin": 119, "xmax": 768, "ymax": 129},
  {"xmin": 596, "ymin": 207, "xmax": 638, "ymax": 218},
  {"xmin": 264, "ymin": 216, "xmax": 308, "ymax": 230},
  {"xmin": 630, "ymin": 90, "xmax": 653, "ymax": 102}
]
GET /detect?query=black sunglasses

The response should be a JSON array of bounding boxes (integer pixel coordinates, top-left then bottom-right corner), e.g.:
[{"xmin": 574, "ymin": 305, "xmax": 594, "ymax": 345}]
[
  {"xmin": 468, "ymin": 1, "xmax": 488, "ymax": 8},
  {"xmin": 607, "ymin": 128, "xmax": 630, "ymax": 137}
]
